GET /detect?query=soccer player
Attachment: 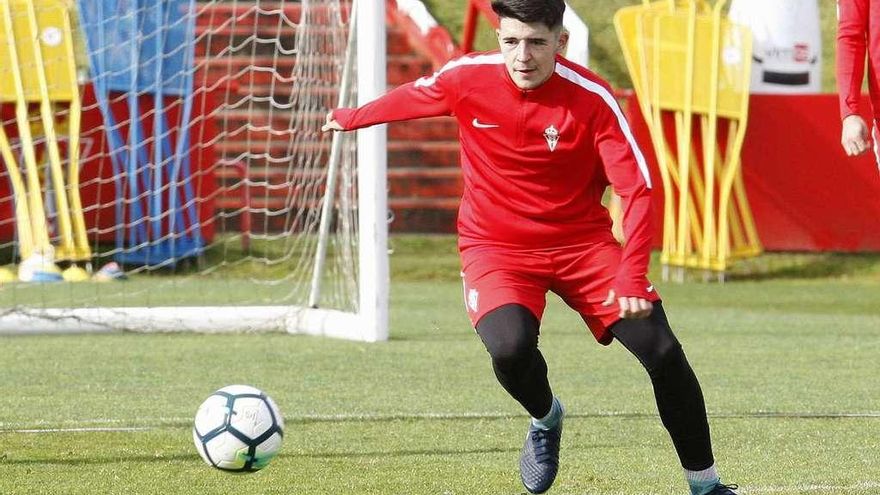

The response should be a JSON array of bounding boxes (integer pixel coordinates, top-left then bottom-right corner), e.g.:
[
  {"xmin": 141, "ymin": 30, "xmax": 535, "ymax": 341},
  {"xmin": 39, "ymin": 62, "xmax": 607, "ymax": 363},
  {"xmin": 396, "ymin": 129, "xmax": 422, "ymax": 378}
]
[
  {"xmin": 837, "ymin": 0, "xmax": 880, "ymax": 169},
  {"xmin": 322, "ymin": 0, "xmax": 737, "ymax": 493}
]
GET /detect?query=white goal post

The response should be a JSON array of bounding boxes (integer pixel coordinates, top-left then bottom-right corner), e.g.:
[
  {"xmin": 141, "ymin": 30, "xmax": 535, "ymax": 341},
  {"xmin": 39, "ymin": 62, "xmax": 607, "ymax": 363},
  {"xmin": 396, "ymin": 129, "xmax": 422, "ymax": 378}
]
[
  {"xmin": 0, "ymin": 0, "xmax": 388, "ymax": 342},
  {"xmin": 353, "ymin": 0, "xmax": 389, "ymax": 342}
]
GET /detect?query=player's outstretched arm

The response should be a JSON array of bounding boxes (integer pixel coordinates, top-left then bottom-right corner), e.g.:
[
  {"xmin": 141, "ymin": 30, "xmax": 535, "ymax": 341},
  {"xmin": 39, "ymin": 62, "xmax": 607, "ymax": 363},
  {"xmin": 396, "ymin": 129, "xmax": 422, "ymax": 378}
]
[
  {"xmin": 319, "ymin": 77, "xmax": 453, "ymax": 133},
  {"xmin": 321, "ymin": 111, "xmax": 344, "ymax": 132}
]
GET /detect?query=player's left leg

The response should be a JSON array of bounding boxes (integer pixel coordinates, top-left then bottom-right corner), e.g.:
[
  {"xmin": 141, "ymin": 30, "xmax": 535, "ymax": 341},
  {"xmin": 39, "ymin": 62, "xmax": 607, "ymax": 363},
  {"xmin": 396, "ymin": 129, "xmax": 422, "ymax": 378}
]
[
  {"xmin": 610, "ymin": 303, "xmax": 737, "ymax": 495},
  {"xmin": 550, "ymin": 241, "xmax": 736, "ymax": 494}
]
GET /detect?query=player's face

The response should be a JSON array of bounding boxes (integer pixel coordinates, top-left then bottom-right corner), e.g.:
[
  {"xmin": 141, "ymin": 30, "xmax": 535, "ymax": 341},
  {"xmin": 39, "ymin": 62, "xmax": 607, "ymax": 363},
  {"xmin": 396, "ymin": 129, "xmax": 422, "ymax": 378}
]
[{"xmin": 497, "ymin": 17, "xmax": 567, "ymax": 90}]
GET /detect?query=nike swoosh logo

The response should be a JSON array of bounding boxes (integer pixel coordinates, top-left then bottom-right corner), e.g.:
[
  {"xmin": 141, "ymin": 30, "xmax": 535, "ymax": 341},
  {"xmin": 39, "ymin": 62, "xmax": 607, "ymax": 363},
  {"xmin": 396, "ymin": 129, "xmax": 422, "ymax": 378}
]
[
  {"xmin": 646, "ymin": 285, "xmax": 655, "ymax": 293},
  {"xmin": 472, "ymin": 118, "xmax": 500, "ymax": 129}
]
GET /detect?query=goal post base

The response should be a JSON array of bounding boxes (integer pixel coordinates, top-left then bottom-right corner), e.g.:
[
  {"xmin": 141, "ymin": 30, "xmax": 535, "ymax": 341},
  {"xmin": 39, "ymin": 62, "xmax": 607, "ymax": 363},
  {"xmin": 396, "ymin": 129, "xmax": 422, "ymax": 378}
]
[
  {"xmin": 0, "ymin": 306, "xmax": 380, "ymax": 342},
  {"xmin": 0, "ymin": 0, "xmax": 389, "ymax": 343}
]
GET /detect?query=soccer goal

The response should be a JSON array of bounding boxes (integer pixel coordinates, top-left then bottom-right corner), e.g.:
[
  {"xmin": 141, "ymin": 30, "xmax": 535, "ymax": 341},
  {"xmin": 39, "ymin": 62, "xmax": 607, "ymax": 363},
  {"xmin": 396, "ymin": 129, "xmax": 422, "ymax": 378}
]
[{"xmin": 0, "ymin": 0, "xmax": 389, "ymax": 342}]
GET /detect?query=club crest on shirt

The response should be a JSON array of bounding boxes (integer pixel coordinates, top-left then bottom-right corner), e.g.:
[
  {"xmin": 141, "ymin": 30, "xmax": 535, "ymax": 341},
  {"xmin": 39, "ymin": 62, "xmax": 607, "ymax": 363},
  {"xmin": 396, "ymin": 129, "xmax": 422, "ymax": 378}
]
[{"xmin": 543, "ymin": 125, "xmax": 559, "ymax": 152}]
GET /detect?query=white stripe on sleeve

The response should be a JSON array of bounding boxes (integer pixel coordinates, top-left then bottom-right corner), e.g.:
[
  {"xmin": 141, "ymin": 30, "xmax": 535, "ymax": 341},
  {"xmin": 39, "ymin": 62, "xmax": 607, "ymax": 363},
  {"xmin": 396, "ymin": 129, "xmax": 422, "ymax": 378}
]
[
  {"xmin": 414, "ymin": 53, "xmax": 504, "ymax": 88},
  {"xmin": 555, "ymin": 63, "xmax": 652, "ymax": 188}
]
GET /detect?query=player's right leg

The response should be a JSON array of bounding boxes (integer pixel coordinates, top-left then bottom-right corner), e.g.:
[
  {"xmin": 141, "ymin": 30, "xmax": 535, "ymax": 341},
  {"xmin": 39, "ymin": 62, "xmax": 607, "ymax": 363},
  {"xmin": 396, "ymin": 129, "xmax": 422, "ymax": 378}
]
[
  {"xmin": 476, "ymin": 304, "xmax": 552, "ymax": 417},
  {"xmin": 476, "ymin": 304, "xmax": 563, "ymax": 495},
  {"xmin": 460, "ymin": 244, "xmax": 561, "ymax": 494},
  {"xmin": 460, "ymin": 245, "xmax": 553, "ymax": 416}
]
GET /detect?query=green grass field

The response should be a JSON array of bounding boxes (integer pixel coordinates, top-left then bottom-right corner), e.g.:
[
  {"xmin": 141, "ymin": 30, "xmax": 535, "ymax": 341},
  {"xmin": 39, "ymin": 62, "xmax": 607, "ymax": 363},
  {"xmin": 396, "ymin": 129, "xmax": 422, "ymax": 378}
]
[{"xmin": 0, "ymin": 236, "xmax": 878, "ymax": 494}]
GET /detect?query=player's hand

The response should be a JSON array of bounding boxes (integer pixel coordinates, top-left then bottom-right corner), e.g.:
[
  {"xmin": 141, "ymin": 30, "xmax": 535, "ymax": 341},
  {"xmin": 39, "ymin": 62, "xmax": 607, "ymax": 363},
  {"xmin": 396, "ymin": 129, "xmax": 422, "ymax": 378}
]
[
  {"xmin": 321, "ymin": 111, "xmax": 344, "ymax": 132},
  {"xmin": 602, "ymin": 289, "xmax": 653, "ymax": 319},
  {"xmin": 841, "ymin": 114, "xmax": 870, "ymax": 156}
]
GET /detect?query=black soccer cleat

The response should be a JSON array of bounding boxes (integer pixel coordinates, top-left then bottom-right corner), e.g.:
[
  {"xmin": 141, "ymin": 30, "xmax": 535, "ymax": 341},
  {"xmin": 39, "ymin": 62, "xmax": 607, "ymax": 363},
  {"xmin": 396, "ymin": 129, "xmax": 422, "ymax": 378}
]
[
  {"xmin": 519, "ymin": 417, "xmax": 563, "ymax": 494},
  {"xmin": 706, "ymin": 483, "xmax": 739, "ymax": 495}
]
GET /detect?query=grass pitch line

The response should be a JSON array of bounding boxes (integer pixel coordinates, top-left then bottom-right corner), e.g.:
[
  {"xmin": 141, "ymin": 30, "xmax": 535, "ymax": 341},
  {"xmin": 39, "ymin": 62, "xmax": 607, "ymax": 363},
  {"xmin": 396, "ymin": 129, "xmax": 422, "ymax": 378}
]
[
  {"xmin": 0, "ymin": 417, "xmax": 190, "ymax": 429},
  {"xmin": 745, "ymin": 481, "xmax": 880, "ymax": 493},
  {"xmin": 1, "ymin": 410, "xmax": 878, "ymax": 432},
  {"xmin": 297, "ymin": 411, "xmax": 880, "ymax": 422},
  {"xmin": 1, "ymin": 427, "xmax": 154, "ymax": 434}
]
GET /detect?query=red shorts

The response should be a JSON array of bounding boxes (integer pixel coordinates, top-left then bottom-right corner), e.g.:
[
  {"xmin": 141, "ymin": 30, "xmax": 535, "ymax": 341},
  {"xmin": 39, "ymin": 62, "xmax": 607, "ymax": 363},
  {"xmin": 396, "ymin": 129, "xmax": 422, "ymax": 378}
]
[{"xmin": 459, "ymin": 241, "xmax": 660, "ymax": 345}]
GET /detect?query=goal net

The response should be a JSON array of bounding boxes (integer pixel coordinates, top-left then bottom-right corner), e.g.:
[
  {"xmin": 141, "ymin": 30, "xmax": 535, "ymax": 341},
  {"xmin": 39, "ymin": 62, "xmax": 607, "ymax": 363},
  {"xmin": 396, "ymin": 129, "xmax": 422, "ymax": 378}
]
[{"xmin": 0, "ymin": 0, "xmax": 389, "ymax": 341}]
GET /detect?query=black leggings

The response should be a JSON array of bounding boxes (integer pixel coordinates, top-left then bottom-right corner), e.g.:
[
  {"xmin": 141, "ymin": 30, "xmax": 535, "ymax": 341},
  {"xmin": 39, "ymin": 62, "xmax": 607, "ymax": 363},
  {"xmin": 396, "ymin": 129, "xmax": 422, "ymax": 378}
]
[{"xmin": 475, "ymin": 302, "xmax": 714, "ymax": 471}]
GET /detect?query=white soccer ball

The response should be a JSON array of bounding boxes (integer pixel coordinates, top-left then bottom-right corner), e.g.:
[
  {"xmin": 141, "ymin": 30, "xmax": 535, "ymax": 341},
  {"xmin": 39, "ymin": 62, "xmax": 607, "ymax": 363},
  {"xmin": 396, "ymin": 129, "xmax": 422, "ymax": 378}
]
[{"xmin": 192, "ymin": 385, "xmax": 284, "ymax": 472}]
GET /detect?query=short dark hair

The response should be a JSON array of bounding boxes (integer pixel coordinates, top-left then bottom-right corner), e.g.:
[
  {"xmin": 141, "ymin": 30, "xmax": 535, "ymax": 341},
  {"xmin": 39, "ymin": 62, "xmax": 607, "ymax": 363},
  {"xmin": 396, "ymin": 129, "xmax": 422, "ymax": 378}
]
[{"xmin": 491, "ymin": 0, "xmax": 565, "ymax": 30}]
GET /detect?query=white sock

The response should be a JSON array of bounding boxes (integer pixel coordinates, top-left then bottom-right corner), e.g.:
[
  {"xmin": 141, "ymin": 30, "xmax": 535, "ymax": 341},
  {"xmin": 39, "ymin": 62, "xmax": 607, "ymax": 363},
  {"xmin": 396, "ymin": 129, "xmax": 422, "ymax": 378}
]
[
  {"xmin": 685, "ymin": 464, "xmax": 720, "ymax": 495},
  {"xmin": 531, "ymin": 397, "xmax": 563, "ymax": 430}
]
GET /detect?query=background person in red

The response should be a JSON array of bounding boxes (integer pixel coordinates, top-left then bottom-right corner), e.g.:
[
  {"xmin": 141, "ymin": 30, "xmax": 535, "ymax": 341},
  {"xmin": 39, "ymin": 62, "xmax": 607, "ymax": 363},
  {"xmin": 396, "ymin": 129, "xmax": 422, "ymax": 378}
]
[
  {"xmin": 837, "ymin": 0, "xmax": 880, "ymax": 168},
  {"xmin": 323, "ymin": 0, "xmax": 736, "ymax": 493}
]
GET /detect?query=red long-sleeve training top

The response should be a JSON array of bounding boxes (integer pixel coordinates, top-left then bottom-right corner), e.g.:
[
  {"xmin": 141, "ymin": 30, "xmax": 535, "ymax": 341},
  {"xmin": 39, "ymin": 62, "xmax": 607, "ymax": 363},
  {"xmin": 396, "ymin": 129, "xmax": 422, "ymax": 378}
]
[
  {"xmin": 333, "ymin": 52, "xmax": 654, "ymax": 299},
  {"xmin": 837, "ymin": 0, "xmax": 880, "ymax": 120}
]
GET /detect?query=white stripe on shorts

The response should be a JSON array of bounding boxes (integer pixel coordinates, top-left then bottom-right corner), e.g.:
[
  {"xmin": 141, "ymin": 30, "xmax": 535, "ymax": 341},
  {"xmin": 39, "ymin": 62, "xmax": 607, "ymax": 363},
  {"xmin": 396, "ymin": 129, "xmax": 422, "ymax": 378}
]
[{"xmin": 873, "ymin": 121, "xmax": 880, "ymax": 172}]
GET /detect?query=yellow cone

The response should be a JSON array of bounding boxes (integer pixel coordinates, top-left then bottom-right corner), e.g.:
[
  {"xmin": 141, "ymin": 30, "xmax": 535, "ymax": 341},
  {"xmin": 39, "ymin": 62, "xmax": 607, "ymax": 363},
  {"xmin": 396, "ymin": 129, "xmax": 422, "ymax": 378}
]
[{"xmin": 62, "ymin": 265, "xmax": 90, "ymax": 282}]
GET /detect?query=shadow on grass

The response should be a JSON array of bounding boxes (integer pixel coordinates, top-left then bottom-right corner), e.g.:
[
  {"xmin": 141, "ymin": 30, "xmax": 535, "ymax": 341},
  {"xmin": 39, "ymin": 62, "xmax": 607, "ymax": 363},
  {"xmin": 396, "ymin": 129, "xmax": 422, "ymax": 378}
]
[
  {"xmin": 1, "ymin": 452, "xmax": 195, "ymax": 466},
  {"xmin": 726, "ymin": 253, "xmax": 880, "ymax": 282},
  {"xmin": 5, "ymin": 443, "xmax": 634, "ymax": 466},
  {"xmin": 387, "ymin": 330, "xmax": 474, "ymax": 342},
  {"xmin": 0, "ymin": 447, "xmax": 519, "ymax": 466},
  {"xmin": 301, "ymin": 440, "xmax": 626, "ymax": 460},
  {"xmin": 303, "ymin": 445, "xmax": 518, "ymax": 460}
]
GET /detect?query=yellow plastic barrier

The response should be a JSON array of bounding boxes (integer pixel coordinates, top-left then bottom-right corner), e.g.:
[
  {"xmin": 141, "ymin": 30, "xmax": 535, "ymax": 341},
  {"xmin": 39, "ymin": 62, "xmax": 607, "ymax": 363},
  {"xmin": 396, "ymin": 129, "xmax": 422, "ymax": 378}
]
[
  {"xmin": 615, "ymin": 0, "xmax": 761, "ymax": 280},
  {"xmin": 0, "ymin": 0, "xmax": 90, "ymax": 277}
]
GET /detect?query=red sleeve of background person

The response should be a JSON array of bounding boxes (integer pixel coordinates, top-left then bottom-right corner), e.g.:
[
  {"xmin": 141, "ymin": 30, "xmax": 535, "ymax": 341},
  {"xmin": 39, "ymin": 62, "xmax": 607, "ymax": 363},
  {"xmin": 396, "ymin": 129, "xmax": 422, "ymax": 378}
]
[{"xmin": 837, "ymin": 0, "xmax": 869, "ymax": 119}]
